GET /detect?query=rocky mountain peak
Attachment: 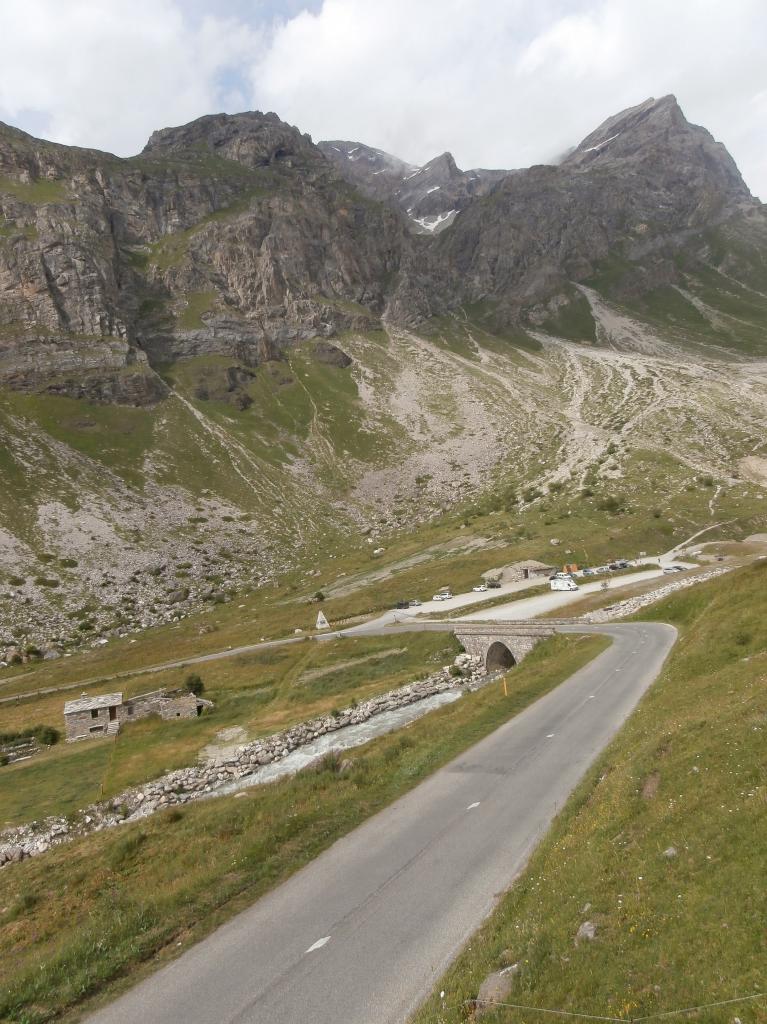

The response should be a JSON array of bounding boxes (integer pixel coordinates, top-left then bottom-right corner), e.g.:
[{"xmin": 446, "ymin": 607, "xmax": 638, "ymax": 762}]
[
  {"xmin": 564, "ymin": 95, "xmax": 751, "ymax": 200},
  {"xmin": 418, "ymin": 151, "xmax": 462, "ymax": 183},
  {"xmin": 142, "ymin": 110, "xmax": 320, "ymax": 170},
  {"xmin": 320, "ymin": 140, "xmax": 510, "ymax": 234}
]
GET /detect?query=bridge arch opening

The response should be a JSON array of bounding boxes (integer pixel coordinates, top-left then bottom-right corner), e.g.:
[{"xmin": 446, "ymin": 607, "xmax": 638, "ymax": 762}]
[{"xmin": 485, "ymin": 641, "xmax": 516, "ymax": 673}]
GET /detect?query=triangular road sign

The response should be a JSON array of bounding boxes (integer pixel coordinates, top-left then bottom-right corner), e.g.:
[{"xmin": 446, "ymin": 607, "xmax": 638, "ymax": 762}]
[{"xmin": 316, "ymin": 610, "xmax": 330, "ymax": 630}]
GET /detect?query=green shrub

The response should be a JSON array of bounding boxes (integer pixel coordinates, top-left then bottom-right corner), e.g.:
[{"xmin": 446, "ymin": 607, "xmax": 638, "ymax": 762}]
[
  {"xmin": 596, "ymin": 495, "xmax": 624, "ymax": 514},
  {"xmin": 0, "ymin": 724, "xmax": 60, "ymax": 746},
  {"xmin": 185, "ymin": 673, "xmax": 204, "ymax": 696},
  {"xmin": 34, "ymin": 725, "xmax": 61, "ymax": 746}
]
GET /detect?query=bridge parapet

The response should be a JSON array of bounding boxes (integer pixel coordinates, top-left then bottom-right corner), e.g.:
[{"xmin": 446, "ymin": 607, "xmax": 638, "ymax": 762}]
[{"xmin": 453, "ymin": 622, "xmax": 556, "ymax": 670}]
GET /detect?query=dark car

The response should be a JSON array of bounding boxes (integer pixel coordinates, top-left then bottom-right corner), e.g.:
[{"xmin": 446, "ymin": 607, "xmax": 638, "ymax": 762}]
[
  {"xmin": 487, "ymin": 580, "xmax": 502, "ymax": 589},
  {"xmin": 395, "ymin": 600, "xmax": 410, "ymax": 609}
]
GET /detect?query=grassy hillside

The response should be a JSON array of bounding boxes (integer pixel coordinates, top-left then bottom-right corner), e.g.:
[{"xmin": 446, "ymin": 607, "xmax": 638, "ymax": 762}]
[{"xmin": 412, "ymin": 562, "xmax": 767, "ymax": 1023}]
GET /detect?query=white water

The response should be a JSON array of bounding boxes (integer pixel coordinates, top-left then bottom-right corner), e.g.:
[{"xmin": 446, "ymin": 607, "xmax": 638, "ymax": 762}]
[{"xmin": 215, "ymin": 690, "xmax": 463, "ymax": 796}]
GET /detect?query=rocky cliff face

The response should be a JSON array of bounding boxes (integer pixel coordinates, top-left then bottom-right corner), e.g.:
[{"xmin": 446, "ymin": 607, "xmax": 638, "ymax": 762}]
[
  {"xmin": 1, "ymin": 96, "xmax": 763, "ymax": 409},
  {"xmin": 392, "ymin": 95, "xmax": 761, "ymax": 328},
  {"xmin": 0, "ymin": 112, "xmax": 404, "ymax": 404}
]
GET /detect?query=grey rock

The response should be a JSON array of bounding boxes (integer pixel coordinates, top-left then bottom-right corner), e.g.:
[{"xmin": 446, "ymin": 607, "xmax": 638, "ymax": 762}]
[
  {"xmin": 575, "ymin": 920, "xmax": 597, "ymax": 943},
  {"xmin": 475, "ymin": 964, "xmax": 519, "ymax": 1015}
]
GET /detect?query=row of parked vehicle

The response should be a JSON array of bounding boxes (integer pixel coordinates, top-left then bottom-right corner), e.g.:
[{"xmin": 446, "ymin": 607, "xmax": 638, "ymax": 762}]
[
  {"xmin": 578, "ymin": 559, "xmax": 633, "ymax": 576},
  {"xmin": 394, "ymin": 579, "xmax": 503, "ymax": 609},
  {"xmin": 395, "ymin": 558, "xmax": 687, "ymax": 609}
]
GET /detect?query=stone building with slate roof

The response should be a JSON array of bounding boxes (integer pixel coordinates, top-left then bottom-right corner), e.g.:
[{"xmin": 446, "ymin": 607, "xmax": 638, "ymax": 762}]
[{"xmin": 64, "ymin": 688, "xmax": 212, "ymax": 741}]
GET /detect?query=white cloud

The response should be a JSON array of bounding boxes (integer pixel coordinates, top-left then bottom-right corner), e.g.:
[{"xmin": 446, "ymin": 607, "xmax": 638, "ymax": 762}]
[
  {"xmin": 250, "ymin": 0, "xmax": 767, "ymax": 198},
  {"xmin": 0, "ymin": 0, "xmax": 765, "ymax": 199},
  {"xmin": 0, "ymin": 0, "xmax": 260, "ymax": 154}
]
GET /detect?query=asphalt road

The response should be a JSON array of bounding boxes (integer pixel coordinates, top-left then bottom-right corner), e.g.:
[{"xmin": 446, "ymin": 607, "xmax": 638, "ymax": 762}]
[{"xmin": 86, "ymin": 621, "xmax": 676, "ymax": 1024}]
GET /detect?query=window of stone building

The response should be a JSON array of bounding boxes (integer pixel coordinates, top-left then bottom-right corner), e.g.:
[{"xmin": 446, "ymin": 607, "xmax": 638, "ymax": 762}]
[{"xmin": 91, "ymin": 709, "xmax": 98, "ymax": 719}]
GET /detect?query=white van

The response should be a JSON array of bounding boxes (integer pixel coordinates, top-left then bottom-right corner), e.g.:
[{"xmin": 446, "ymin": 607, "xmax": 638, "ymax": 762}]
[{"xmin": 550, "ymin": 572, "xmax": 579, "ymax": 592}]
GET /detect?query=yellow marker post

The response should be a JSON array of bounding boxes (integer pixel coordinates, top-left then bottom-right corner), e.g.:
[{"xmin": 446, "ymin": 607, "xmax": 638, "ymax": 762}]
[{"xmin": 503, "ymin": 676, "xmax": 508, "ymax": 697}]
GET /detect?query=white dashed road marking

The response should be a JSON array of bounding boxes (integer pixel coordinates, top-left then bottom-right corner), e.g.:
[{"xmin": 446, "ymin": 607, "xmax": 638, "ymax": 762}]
[
  {"xmin": 546, "ymin": 734, "xmax": 555, "ymax": 738},
  {"xmin": 466, "ymin": 802, "xmax": 480, "ymax": 810},
  {"xmin": 305, "ymin": 936, "xmax": 331, "ymax": 953}
]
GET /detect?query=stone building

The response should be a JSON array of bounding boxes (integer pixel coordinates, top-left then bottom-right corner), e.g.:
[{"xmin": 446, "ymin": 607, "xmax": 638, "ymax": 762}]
[
  {"xmin": 483, "ymin": 559, "xmax": 557, "ymax": 584},
  {"xmin": 64, "ymin": 688, "xmax": 212, "ymax": 741}
]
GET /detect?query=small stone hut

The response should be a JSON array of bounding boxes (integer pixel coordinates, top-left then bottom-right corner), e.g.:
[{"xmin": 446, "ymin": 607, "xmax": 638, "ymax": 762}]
[
  {"xmin": 483, "ymin": 559, "xmax": 557, "ymax": 584},
  {"xmin": 64, "ymin": 688, "xmax": 212, "ymax": 742}
]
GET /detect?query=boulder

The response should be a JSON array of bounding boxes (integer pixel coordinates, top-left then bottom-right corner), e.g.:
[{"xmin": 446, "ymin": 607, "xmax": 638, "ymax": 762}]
[
  {"xmin": 475, "ymin": 964, "xmax": 519, "ymax": 1015},
  {"xmin": 575, "ymin": 920, "xmax": 597, "ymax": 944}
]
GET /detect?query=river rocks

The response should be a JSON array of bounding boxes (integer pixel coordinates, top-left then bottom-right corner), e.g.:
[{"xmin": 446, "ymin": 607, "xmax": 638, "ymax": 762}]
[
  {"xmin": 585, "ymin": 567, "xmax": 731, "ymax": 622},
  {"xmin": 0, "ymin": 654, "xmax": 487, "ymax": 868}
]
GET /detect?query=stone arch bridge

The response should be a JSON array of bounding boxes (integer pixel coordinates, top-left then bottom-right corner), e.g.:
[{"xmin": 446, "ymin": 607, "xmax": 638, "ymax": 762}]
[{"xmin": 452, "ymin": 621, "xmax": 562, "ymax": 672}]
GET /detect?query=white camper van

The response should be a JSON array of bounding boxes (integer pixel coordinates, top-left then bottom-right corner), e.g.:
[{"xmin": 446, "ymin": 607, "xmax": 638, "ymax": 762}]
[{"xmin": 549, "ymin": 572, "xmax": 579, "ymax": 592}]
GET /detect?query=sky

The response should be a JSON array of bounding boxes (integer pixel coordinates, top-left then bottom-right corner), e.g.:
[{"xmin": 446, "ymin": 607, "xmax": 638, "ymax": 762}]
[{"xmin": 0, "ymin": 0, "xmax": 765, "ymax": 199}]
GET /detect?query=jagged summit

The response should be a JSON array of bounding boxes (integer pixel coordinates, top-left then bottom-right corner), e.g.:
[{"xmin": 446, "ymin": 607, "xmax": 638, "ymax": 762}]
[
  {"xmin": 320, "ymin": 140, "xmax": 508, "ymax": 233},
  {"xmin": 142, "ymin": 110, "xmax": 321, "ymax": 170},
  {"xmin": 564, "ymin": 94, "xmax": 751, "ymax": 198},
  {"xmin": 417, "ymin": 151, "xmax": 462, "ymax": 180},
  {"xmin": 0, "ymin": 92, "xmax": 762, "ymax": 415}
]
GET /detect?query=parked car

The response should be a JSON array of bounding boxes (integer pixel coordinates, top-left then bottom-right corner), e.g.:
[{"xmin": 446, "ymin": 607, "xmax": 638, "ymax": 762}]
[
  {"xmin": 408, "ymin": 599, "xmax": 422, "ymax": 607},
  {"xmin": 487, "ymin": 580, "xmax": 502, "ymax": 589},
  {"xmin": 472, "ymin": 584, "xmax": 488, "ymax": 593},
  {"xmin": 395, "ymin": 601, "xmax": 410, "ymax": 609},
  {"xmin": 582, "ymin": 567, "xmax": 595, "ymax": 576},
  {"xmin": 663, "ymin": 565, "xmax": 684, "ymax": 574},
  {"xmin": 432, "ymin": 592, "xmax": 453, "ymax": 601}
]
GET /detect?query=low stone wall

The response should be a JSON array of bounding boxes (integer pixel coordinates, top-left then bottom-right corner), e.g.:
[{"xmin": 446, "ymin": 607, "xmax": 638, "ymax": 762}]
[
  {"xmin": 585, "ymin": 566, "xmax": 731, "ymax": 621},
  {"xmin": 0, "ymin": 653, "xmax": 485, "ymax": 868}
]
